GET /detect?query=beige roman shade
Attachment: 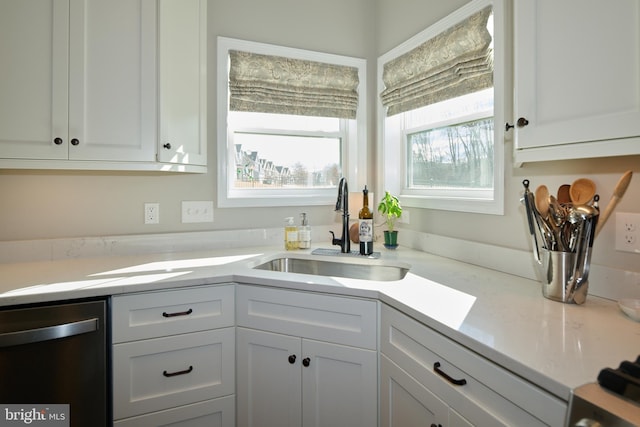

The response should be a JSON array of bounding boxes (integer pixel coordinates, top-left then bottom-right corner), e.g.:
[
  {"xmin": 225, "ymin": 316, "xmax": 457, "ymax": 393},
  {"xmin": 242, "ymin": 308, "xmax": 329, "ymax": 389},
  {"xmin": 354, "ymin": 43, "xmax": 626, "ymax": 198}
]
[
  {"xmin": 380, "ymin": 6, "xmax": 493, "ymax": 116},
  {"xmin": 229, "ymin": 50, "xmax": 359, "ymax": 119}
]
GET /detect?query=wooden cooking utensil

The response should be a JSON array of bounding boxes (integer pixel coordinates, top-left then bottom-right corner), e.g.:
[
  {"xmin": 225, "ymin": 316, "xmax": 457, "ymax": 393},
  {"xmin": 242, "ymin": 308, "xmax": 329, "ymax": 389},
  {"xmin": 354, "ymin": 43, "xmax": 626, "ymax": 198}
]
[
  {"xmin": 595, "ymin": 170, "xmax": 633, "ymax": 238},
  {"xmin": 534, "ymin": 185, "xmax": 550, "ymax": 217},
  {"xmin": 569, "ymin": 178, "xmax": 596, "ymax": 205},
  {"xmin": 557, "ymin": 184, "xmax": 571, "ymax": 205}
]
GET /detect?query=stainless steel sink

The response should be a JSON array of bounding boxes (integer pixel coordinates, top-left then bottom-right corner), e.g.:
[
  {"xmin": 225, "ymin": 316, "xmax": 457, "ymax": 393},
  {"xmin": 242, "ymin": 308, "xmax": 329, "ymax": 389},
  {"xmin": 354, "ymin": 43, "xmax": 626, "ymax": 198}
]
[{"xmin": 253, "ymin": 256, "xmax": 409, "ymax": 281}]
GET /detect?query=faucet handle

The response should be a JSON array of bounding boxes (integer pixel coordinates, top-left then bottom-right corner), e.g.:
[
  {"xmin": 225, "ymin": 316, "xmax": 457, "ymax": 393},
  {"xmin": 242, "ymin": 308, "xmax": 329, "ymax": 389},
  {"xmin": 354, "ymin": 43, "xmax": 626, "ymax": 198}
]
[{"xmin": 329, "ymin": 231, "xmax": 341, "ymax": 246}]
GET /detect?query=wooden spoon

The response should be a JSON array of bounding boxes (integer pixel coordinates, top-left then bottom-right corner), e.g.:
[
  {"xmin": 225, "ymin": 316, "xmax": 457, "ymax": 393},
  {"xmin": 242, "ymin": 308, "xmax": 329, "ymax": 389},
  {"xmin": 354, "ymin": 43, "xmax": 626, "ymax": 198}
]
[
  {"xmin": 534, "ymin": 185, "xmax": 550, "ymax": 217},
  {"xmin": 569, "ymin": 178, "xmax": 596, "ymax": 205},
  {"xmin": 557, "ymin": 184, "xmax": 571, "ymax": 205},
  {"xmin": 595, "ymin": 170, "xmax": 633, "ymax": 238}
]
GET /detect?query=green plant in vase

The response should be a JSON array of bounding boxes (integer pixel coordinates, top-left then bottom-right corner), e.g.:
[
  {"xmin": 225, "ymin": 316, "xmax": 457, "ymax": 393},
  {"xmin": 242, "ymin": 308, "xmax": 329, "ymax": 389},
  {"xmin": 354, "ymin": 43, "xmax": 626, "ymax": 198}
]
[{"xmin": 377, "ymin": 191, "xmax": 402, "ymax": 249}]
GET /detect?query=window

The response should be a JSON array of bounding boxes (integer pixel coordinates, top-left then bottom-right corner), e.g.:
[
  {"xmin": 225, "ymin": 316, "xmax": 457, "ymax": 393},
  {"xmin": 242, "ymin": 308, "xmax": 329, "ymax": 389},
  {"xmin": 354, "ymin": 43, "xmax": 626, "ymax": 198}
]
[
  {"xmin": 217, "ymin": 37, "xmax": 367, "ymax": 208},
  {"xmin": 377, "ymin": 0, "xmax": 505, "ymax": 215},
  {"xmin": 230, "ymin": 112, "xmax": 343, "ymax": 190}
]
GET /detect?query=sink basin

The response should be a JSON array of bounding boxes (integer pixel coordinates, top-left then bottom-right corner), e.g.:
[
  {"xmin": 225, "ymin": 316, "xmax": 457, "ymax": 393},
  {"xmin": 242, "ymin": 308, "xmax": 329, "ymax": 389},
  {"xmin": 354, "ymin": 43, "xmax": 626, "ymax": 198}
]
[{"xmin": 253, "ymin": 256, "xmax": 409, "ymax": 281}]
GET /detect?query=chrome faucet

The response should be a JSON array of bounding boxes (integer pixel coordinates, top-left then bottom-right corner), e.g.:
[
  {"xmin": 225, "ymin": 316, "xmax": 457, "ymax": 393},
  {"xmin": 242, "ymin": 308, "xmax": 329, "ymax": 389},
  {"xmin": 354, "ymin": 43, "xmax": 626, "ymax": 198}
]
[{"xmin": 330, "ymin": 177, "xmax": 351, "ymax": 253}]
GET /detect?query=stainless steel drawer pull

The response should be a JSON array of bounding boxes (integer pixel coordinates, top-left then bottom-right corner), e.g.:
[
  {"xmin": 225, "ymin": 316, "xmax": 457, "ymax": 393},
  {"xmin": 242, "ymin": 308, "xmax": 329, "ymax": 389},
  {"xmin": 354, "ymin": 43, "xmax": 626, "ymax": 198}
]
[
  {"xmin": 433, "ymin": 362, "xmax": 467, "ymax": 386},
  {"xmin": 162, "ymin": 308, "xmax": 193, "ymax": 318},
  {"xmin": 0, "ymin": 318, "xmax": 98, "ymax": 348},
  {"xmin": 163, "ymin": 365, "xmax": 193, "ymax": 377}
]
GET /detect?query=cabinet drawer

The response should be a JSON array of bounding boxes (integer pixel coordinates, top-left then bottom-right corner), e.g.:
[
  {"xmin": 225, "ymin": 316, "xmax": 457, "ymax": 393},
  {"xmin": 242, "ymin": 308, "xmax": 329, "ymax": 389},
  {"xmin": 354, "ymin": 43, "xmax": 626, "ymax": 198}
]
[
  {"xmin": 113, "ymin": 328, "xmax": 235, "ymax": 419},
  {"xmin": 112, "ymin": 285, "xmax": 234, "ymax": 343},
  {"xmin": 236, "ymin": 285, "xmax": 377, "ymax": 350},
  {"xmin": 381, "ymin": 304, "xmax": 565, "ymax": 426},
  {"xmin": 114, "ymin": 395, "xmax": 235, "ymax": 427}
]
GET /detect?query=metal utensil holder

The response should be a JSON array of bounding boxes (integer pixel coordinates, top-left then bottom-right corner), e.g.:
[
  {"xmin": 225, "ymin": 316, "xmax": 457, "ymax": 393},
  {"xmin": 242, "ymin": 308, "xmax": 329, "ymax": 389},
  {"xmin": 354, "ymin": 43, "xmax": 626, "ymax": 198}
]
[
  {"xmin": 522, "ymin": 179, "xmax": 599, "ymax": 305},
  {"xmin": 538, "ymin": 249, "xmax": 588, "ymax": 304}
]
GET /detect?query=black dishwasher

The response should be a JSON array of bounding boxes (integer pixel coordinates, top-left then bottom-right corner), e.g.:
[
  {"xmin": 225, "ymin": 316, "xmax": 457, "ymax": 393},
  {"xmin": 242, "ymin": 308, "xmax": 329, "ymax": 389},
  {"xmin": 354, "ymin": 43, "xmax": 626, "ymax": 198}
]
[{"xmin": 0, "ymin": 298, "xmax": 109, "ymax": 426}]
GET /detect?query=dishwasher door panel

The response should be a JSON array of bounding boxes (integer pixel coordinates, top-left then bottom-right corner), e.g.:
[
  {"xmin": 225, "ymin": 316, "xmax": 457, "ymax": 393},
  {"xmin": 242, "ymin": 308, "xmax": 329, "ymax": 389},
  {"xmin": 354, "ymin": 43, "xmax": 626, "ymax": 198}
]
[{"xmin": 0, "ymin": 299, "xmax": 108, "ymax": 427}]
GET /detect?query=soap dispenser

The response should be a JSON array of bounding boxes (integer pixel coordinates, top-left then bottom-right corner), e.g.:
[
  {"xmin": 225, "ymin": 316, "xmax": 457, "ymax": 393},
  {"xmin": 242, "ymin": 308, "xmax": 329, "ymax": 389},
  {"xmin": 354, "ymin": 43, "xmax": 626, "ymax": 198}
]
[{"xmin": 298, "ymin": 213, "xmax": 311, "ymax": 249}]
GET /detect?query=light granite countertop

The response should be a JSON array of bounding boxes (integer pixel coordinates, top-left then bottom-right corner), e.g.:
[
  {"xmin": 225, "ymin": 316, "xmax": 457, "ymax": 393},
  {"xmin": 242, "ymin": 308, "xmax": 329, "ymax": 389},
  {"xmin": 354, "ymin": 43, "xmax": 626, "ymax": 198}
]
[{"xmin": 1, "ymin": 245, "xmax": 638, "ymax": 404}]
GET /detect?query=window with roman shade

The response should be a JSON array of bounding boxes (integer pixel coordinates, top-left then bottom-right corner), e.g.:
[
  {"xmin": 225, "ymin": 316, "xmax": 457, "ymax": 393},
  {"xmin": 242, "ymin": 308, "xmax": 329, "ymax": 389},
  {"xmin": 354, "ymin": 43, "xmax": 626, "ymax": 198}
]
[
  {"xmin": 228, "ymin": 50, "xmax": 360, "ymax": 119},
  {"xmin": 377, "ymin": 0, "xmax": 504, "ymax": 216},
  {"xmin": 380, "ymin": 6, "xmax": 493, "ymax": 117},
  {"xmin": 217, "ymin": 37, "xmax": 367, "ymax": 208}
]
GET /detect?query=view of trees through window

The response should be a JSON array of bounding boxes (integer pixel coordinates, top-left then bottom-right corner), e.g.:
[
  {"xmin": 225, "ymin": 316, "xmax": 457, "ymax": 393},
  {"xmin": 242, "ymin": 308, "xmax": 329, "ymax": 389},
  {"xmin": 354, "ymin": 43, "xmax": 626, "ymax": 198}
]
[{"xmin": 407, "ymin": 117, "xmax": 494, "ymax": 189}]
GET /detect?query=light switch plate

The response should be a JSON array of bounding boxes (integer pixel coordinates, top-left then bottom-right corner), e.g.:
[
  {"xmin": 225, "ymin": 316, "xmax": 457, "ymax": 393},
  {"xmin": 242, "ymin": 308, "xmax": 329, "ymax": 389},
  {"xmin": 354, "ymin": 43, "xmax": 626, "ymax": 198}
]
[{"xmin": 182, "ymin": 201, "xmax": 214, "ymax": 223}]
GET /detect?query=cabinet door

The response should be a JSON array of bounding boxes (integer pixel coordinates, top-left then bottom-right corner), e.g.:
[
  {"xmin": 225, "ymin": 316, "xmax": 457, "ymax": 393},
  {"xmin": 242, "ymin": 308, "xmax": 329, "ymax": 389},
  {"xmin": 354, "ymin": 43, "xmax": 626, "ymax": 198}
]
[
  {"xmin": 68, "ymin": 0, "xmax": 156, "ymax": 161},
  {"xmin": 157, "ymin": 0, "xmax": 207, "ymax": 166},
  {"xmin": 302, "ymin": 339, "xmax": 377, "ymax": 427},
  {"xmin": 514, "ymin": 0, "xmax": 640, "ymax": 162},
  {"xmin": 0, "ymin": 0, "xmax": 69, "ymax": 159},
  {"xmin": 236, "ymin": 327, "xmax": 302, "ymax": 427},
  {"xmin": 380, "ymin": 354, "xmax": 448, "ymax": 427}
]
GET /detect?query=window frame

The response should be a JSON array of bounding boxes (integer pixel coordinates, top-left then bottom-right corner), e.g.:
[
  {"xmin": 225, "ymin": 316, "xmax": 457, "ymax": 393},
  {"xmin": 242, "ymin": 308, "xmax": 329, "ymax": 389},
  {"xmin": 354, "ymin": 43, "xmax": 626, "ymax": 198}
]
[
  {"xmin": 376, "ymin": 0, "xmax": 505, "ymax": 215},
  {"xmin": 217, "ymin": 37, "xmax": 367, "ymax": 208}
]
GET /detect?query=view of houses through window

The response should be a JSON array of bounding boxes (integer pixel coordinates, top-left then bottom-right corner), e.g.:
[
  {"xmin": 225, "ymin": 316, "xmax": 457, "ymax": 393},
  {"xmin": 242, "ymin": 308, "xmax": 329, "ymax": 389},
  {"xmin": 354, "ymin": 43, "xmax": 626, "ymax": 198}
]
[{"xmin": 230, "ymin": 111, "xmax": 344, "ymax": 190}]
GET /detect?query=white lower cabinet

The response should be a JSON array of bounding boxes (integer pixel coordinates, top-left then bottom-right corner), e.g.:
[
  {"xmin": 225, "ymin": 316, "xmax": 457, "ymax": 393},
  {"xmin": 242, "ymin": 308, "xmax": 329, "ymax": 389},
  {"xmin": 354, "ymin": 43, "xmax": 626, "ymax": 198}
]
[
  {"xmin": 112, "ymin": 285, "xmax": 235, "ymax": 426},
  {"xmin": 380, "ymin": 304, "xmax": 566, "ymax": 427},
  {"xmin": 235, "ymin": 285, "xmax": 378, "ymax": 427},
  {"xmin": 113, "ymin": 396, "xmax": 235, "ymax": 427}
]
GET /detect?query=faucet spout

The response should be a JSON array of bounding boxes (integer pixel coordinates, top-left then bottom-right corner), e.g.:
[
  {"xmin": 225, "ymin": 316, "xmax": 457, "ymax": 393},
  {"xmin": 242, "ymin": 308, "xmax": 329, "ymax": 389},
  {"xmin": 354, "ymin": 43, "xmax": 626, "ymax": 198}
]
[{"xmin": 331, "ymin": 177, "xmax": 351, "ymax": 253}]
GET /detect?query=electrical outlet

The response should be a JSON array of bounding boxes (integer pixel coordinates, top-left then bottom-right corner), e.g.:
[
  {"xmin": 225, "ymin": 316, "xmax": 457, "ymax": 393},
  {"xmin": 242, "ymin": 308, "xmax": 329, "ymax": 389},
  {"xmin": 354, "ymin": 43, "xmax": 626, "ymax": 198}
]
[
  {"xmin": 182, "ymin": 201, "xmax": 214, "ymax": 223},
  {"xmin": 144, "ymin": 203, "xmax": 159, "ymax": 224},
  {"xmin": 615, "ymin": 212, "xmax": 640, "ymax": 253}
]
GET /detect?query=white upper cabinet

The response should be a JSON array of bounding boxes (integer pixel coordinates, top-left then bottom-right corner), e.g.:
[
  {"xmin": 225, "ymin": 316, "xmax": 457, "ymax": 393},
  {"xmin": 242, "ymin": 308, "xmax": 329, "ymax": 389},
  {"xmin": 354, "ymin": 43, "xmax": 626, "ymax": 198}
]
[
  {"xmin": 0, "ymin": 0, "xmax": 207, "ymax": 172},
  {"xmin": 157, "ymin": 0, "xmax": 207, "ymax": 167},
  {"xmin": 68, "ymin": 0, "xmax": 156, "ymax": 162},
  {"xmin": 0, "ymin": 1, "xmax": 69, "ymax": 160},
  {"xmin": 513, "ymin": 0, "xmax": 640, "ymax": 163}
]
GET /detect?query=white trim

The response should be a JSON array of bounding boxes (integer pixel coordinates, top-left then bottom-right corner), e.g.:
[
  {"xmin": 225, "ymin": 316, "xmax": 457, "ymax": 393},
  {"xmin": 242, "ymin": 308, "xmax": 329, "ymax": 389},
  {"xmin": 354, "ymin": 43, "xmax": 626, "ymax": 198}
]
[
  {"xmin": 377, "ymin": 0, "xmax": 505, "ymax": 216},
  {"xmin": 217, "ymin": 37, "xmax": 367, "ymax": 208}
]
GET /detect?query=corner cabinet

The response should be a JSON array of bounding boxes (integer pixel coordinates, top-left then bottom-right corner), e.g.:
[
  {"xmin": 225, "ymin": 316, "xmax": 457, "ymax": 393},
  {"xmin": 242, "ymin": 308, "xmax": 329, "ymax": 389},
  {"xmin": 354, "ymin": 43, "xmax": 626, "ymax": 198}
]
[
  {"xmin": 235, "ymin": 285, "xmax": 378, "ymax": 427},
  {"xmin": 112, "ymin": 285, "xmax": 235, "ymax": 426},
  {"xmin": 0, "ymin": 0, "xmax": 206, "ymax": 172},
  {"xmin": 513, "ymin": 0, "xmax": 640, "ymax": 164},
  {"xmin": 380, "ymin": 304, "xmax": 566, "ymax": 427}
]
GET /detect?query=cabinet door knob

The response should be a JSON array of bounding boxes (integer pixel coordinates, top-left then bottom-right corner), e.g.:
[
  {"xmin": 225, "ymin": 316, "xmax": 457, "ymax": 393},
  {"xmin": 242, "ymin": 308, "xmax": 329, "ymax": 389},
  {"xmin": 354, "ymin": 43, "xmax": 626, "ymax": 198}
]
[
  {"xmin": 163, "ymin": 143, "xmax": 172, "ymax": 150},
  {"xmin": 288, "ymin": 355, "xmax": 297, "ymax": 364},
  {"xmin": 53, "ymin": 137, "xmax": 64, "ymax": 145},
  {"xmin": 433, "ymin": 361, "xmax": 466, "ymax": 386},
  {"xmin": 70, "ymin": 138, "xmax": 80, "ymax": 146},
  {"xmin": 302, "ymin": 357, "xmax": 310, "ymax": 367},
  {"xmin": 505, "ymin": 117, "xmax": 529, "ymax": 131}
]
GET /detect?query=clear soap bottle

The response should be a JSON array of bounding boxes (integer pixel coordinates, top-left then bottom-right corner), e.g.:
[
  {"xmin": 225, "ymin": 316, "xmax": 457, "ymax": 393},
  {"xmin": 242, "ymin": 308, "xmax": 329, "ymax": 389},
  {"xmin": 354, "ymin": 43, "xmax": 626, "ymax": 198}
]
[
  {"xmin": 284, "ymin": 217, "xmax": 298, "ymax": 250},
  {"xmin": 298, "ymin": 213, "xmax": 311, "ymax": 249}
]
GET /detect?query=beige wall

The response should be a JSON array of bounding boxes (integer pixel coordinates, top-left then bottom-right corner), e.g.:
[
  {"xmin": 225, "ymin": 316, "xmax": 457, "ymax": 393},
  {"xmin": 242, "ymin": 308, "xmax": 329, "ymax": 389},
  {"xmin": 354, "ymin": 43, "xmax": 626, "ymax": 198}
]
[{"xmin": 1, "ymin": 0, "xmax": 639, "ymax": 276}]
